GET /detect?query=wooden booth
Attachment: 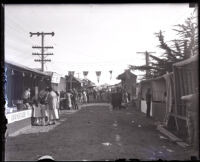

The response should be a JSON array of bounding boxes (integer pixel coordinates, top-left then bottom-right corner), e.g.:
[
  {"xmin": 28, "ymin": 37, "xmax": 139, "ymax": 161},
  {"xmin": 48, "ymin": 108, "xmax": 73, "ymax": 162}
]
[
  {"xmin": 170, "ymin": 55, "xmax": 199, "ymax": 139},
  {"xmin": 5, "ymin": 60, "xmax": 51, "ymax": 124}
]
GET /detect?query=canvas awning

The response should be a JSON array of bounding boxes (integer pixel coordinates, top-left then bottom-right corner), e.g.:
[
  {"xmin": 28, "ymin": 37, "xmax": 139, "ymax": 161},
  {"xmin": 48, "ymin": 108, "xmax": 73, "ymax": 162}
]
[
  {"xmin": 5, "ymin": 59, "xmax": 51, "ymax": 77},
  {"xmin": 173, "ymin": 54, "xmax": 198, "ymax": 67}
]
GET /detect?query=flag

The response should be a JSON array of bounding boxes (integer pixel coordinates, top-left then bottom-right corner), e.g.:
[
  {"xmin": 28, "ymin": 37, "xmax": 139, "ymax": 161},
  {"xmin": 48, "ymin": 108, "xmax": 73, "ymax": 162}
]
[
  {"xmin": 83, "ymin": 71, "xmax": 88, "ymax": 79},
  {"xmin": 109, "ymin": 70, "xmax": 112, "ymax": 80},
  {"xmin": 96, "ymin": 71, "xmax": 101, "ymax": 83}
]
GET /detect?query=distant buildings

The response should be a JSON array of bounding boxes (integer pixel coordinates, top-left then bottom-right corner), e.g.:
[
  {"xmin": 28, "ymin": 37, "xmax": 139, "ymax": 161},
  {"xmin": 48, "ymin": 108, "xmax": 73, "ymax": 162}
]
[{"xmin": 117, "ymin": 69, "xmax": 137, "ymax": 100}]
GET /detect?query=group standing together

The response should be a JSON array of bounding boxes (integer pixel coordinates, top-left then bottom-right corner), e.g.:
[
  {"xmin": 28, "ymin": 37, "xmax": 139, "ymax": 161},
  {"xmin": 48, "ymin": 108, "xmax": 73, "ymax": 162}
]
[{"xmin": 31, "ymin": 87, "xmax": 60, "ymax": 126}]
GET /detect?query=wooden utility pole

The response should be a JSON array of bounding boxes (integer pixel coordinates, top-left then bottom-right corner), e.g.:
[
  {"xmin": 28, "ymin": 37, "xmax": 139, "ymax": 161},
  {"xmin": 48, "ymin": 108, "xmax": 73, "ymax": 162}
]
[
  {"xmin": 30, "ymin": 32, "xmax": 54, "ymax": 72},
  {"xmin": 136, "ymin": 51, "xmax": 156, "ymax": 78}
]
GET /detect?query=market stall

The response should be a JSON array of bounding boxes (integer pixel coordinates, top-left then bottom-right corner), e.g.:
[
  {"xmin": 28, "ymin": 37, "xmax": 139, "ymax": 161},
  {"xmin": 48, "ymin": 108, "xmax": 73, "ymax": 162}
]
[
  {"xmin": 172, "ymin": 54, "xmax": 198, "ymax": 138},
  {"xmin": 5, "ymin": 60, "xmax": 51, "ymax": 123}
]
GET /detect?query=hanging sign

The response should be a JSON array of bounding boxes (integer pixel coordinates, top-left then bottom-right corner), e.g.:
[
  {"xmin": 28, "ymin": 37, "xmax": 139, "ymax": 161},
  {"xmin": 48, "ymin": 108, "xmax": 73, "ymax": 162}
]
[
  {"xmin": 51, "ymin": 72, "xmax": 61, "ymax": 83},
  {"xmin": 96, "ymin": 71, "xmax": 101, "ymax": 83},
  {"xmin": 109, "ymin": 70, "xmax": 112, "ymax": 80}
]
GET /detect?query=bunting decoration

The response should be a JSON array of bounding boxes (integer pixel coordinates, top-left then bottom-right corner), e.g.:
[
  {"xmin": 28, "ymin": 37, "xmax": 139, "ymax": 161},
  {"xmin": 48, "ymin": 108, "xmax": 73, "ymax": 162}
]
[
  {"xmin": 96, "ymin": 71, "xmax": 101, "ymax": 83},
  {"xmin": 83, "ymin": 71, "xmax": 88, "ymax": 79},
  {"xmin": 109, "ymin": 70, "xmax": 112, "ymax": 80}
]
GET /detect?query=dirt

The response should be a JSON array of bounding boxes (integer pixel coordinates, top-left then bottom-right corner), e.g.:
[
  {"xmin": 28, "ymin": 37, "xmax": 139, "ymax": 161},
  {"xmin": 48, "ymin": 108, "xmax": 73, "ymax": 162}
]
[{"xmin": 5, "ymin": 104, "xmax": 197, "ymax": 161}]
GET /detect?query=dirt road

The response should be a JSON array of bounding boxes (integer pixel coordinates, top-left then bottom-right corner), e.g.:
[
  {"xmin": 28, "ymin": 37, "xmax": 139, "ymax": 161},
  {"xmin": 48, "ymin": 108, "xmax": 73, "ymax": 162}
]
[{"xmin": 5, "ymin": 104, "xmax": 195, "ymax": 161}]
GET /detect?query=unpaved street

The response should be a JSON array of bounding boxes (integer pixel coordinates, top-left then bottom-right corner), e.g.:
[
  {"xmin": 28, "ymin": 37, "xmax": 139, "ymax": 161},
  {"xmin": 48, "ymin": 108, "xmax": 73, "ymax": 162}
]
[{"xmin": 6, "ymin": 104, "xmax": 194, "ymax": 161}]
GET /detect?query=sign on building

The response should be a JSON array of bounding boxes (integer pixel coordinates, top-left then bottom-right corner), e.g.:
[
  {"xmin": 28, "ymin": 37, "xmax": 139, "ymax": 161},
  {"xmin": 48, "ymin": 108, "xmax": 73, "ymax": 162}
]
[{"xmin": 51, "ymin": 72, "xmax": 61, "ymax": 84}]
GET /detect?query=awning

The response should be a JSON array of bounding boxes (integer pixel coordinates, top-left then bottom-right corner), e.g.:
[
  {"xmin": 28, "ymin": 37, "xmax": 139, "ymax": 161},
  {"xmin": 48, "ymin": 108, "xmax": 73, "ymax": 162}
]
[
  {"xmin": 173, "ymin": 54, "xmax": 198, "ymax": 67},
  {"xmin": 5, "ymin": 59, "xmax": 51, "ymax": 77}
]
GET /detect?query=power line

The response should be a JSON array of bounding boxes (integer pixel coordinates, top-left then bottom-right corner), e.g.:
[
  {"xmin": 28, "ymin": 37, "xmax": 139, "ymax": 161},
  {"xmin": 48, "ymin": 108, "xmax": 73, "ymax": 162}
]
[{"xmin": 30, "ymin": 32, "xmax": 55, "ymax": 72}]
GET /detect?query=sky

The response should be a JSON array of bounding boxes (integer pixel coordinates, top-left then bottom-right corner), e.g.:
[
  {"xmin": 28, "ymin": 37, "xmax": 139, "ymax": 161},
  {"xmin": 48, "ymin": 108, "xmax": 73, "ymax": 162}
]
[{"xmin": 4, "ymin": 4, "xmax": 195, "ymax": 86}]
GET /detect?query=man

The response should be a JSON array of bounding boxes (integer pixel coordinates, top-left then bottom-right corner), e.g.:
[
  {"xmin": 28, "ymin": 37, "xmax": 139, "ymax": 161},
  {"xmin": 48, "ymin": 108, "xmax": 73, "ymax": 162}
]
[
  {"xmin": 23, "ymin": 88, "xmax": 31, "ymax": 109},
  {"xmin": 71, "ymin": 89, "xmax": 78, "ymax": 110},
  {"xmin": 146, "ymin": 88, "xmax": 152, "ymax": 117},
  {"xmin": 111, "ymin": 89, "xmax": 116, "ymax": 110},
  {"xmin": 116, "ymin": 88, "xmax": 122, "ymax": 109}
]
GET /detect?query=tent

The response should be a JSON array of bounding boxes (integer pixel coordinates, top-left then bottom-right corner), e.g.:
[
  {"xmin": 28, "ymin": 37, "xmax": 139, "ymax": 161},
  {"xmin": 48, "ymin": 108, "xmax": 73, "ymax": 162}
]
[
  {"xmin": 171, "ymin": 54, "xmax": 199, "ymax": 138},
  {"xmin": 138, "ymin": 73, "xmax": 174, "ymax": 122}
]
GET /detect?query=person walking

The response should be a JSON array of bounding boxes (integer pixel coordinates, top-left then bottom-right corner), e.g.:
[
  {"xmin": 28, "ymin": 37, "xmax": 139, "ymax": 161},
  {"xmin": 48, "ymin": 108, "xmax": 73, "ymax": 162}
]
[{"xmin": 146, "ymin": 88, "xmax": 152, "ymax": 117}]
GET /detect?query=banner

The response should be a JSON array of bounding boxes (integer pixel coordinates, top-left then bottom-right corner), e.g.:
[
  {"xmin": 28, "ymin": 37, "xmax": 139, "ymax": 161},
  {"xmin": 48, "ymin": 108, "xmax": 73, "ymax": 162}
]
[
  {"xmin": 96, "ymin": 71, "xmax": 101, "ymax": 83},
  {"xmin": 109, "ymin": 70, "xmax": 112, "ymax": 80},
  {"xmin": 83, "ymin": 71, "xmax": 88, "ymax": 79}
]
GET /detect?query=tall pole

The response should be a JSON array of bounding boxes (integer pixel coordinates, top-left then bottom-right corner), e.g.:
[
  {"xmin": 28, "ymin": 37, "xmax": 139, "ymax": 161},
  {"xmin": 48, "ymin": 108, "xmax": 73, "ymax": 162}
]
[
  {"xmin": 30, "ymin": 32, "xmax": 54, "ymax": 72},
  {"xmin": 136, "ymin": 51, "xmax": 156, "ymax": 78},
  {"xmin": 41, "ymin": 34, "xmax": 44, "ymax": 71},
  {"xmin": 70, "ymin": 75, "xmax": 72, "ymax": 90}
]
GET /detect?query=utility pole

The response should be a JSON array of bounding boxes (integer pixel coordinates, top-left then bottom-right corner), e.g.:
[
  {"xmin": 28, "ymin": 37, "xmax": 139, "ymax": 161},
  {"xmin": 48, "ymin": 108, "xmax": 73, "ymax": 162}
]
[
  {"xmin": 30, "ymin": 32, "xmax": 54, "ymax": 72},
  {"xmin": 136, "ymin": 51, "xmax": 156, "ymax": 78}
]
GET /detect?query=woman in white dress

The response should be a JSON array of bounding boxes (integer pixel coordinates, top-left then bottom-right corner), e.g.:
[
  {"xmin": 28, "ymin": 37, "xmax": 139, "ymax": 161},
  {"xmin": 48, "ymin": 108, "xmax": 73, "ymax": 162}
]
[
  {"xmin": 54, "ymin": 91, "xmax": 60, "ymax": 120},
  {"xmin": 66, "ymin": 90, "xmax": 72, "ymax": 110},
  {"xmin": 47, "ymin": 87, "xmax": 57, "ymax": 124}
]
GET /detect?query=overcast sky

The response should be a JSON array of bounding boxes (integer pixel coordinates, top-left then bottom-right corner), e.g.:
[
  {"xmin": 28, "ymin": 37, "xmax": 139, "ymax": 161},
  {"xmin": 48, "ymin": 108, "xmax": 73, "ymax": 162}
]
[{"xmin": 5, "ymin": 4, "xmax": 195, "ymax": 85}]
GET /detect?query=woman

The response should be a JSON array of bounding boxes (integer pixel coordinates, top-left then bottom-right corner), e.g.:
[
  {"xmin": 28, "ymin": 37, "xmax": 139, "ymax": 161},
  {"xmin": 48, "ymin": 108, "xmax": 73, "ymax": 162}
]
[
  {"xmin": 47, "ymin": 87, "xmax": 57, "ymax": 124},
  {"xmin": 66, "ymin": 90, "xmax": 72, "ymax": 110},
  {"xmin": 54, "ymin": 91, "xmax": 60, "ymax": 120}
]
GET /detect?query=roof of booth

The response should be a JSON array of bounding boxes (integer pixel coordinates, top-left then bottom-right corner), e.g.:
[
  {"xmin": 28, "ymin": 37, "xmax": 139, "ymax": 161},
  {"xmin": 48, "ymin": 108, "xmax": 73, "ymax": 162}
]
[
  {"xmin": 139, "ymin": 72, "xmax": 173, "ymax": 84},
  {"xmin": 173, "ymin": 55, "xmax": 198, "ymax": 67},
  {"xmin": 5, "ymin": 59, "xmax": 51, "ymax": 76},
  {"xmin": 117, "ymin": 69, "xmax": 137, "ymax": 80}
]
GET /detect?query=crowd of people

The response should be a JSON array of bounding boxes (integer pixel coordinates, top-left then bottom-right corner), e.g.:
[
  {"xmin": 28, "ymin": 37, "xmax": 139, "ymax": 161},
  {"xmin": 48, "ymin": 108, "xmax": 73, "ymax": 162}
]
[
  {"xmin": 22, "ymin": 86, "xmax": 132, "ymax": 126},
  {"xmin": 59, "ymin": 88, "xmax": 112, "ymax": 110}
]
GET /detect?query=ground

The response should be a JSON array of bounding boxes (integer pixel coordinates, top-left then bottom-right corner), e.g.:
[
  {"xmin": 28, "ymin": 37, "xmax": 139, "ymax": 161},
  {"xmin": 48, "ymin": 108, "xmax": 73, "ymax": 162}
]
[{"xmin": 5, "ymin": 103, "xmax": 197, "ymax": 161}]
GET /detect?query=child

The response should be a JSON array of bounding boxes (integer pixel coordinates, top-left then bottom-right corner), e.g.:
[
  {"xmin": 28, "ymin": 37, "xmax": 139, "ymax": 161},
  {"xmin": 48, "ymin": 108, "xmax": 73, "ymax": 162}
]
[{"xmin": 32, "ymin": 99, "xmax": 43, "ymax": 126}]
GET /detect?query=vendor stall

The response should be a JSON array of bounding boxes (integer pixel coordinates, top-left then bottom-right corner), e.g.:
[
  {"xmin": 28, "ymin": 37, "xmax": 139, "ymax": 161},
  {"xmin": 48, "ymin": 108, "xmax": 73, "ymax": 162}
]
[
  {"xmin": 5, "ymin": 60, "xmax": 51, "ymax": 123},
  {"xmin": 172, "ymin": 54, "xmax": 198, "ymax": 139}
]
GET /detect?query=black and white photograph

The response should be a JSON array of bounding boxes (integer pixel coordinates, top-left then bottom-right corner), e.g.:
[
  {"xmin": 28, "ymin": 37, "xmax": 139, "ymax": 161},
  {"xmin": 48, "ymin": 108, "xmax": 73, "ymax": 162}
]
[{"xmin": 3, "ymin": 3, "xmax": 199, "ymax": 161}]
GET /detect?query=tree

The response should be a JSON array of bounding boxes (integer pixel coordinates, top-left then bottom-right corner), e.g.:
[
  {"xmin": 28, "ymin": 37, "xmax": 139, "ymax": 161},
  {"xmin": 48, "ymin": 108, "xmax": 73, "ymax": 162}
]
[{"xmin": 129, "ymin": 10, "xmax": 198, "ymax": 80}]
